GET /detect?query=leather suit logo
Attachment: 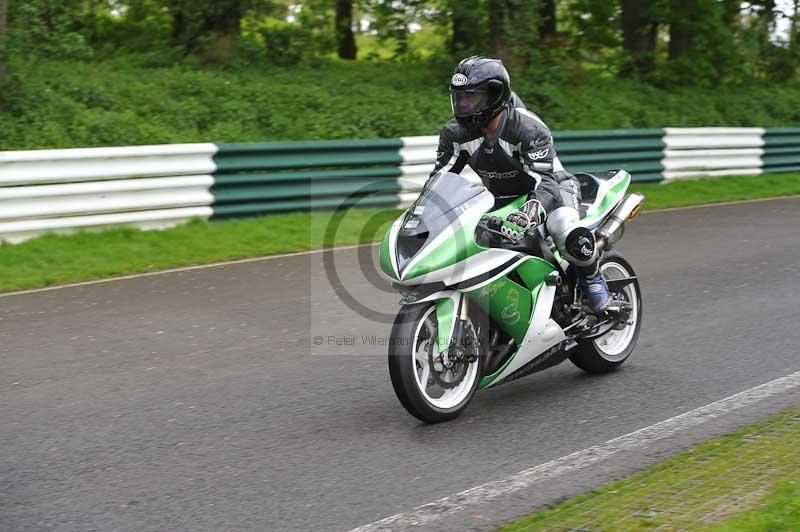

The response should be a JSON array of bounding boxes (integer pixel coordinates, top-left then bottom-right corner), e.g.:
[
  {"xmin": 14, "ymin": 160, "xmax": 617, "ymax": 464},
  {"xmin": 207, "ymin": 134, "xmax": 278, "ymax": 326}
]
[
  {"xmin": 475, "ymin": 169, "xmax": 518, "ymax": 180},
  {"xmin": 527, "ymin": 148, "xmax": 550, "ymax": 161}
]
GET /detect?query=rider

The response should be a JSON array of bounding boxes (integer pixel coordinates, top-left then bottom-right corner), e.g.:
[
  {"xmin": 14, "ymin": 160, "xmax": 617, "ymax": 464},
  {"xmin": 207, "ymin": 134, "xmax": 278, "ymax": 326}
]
[{"xmin": 429, "ymin": 55, "xmax": 610, "ymax": 313}]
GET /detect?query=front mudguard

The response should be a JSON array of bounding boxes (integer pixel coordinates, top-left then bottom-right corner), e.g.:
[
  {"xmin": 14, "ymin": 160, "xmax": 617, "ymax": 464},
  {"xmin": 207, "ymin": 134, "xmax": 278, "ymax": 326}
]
[{"xmin": 399, "ymin": 289, "xmax": 462, "ymax": 354}]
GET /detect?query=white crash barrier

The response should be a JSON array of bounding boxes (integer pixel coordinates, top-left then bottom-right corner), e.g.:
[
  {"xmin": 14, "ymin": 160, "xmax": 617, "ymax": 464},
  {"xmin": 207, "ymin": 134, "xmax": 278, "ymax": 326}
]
[
  {"xmin": 398, "ymin": 136, "xmax": 481, "ymax": 206},
  {"xmin": 0, "ymin": 128, "xmax": 784, "ymax": 241},
  {"xmin": 0, "ymin": 143, "xmax": 218, "ymax": 185},
  {"xmin": 0, "ymin": 144, "xmax": 217, "ymax": 242},
  {"xmin": 662, "ymin": 128, "xmax": 765, "ymax": 181}
]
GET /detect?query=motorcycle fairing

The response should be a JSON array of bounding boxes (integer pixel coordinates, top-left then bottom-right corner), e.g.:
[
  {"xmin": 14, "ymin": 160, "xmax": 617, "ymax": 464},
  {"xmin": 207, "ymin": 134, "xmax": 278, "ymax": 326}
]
[
  {"xmin": 479, "ymin": 280, "xmax": 565, "ymax": 388},
  {"xmin": 379, "ymin": 173, "xmax": 526, "ymax": 284},
  {"xmin": 580, "ymin": 170, "xmax": 631, "ymax": 229},
  {"xmin": 464, "ymin": 256, "xmax": 554, "ymax": 345}
]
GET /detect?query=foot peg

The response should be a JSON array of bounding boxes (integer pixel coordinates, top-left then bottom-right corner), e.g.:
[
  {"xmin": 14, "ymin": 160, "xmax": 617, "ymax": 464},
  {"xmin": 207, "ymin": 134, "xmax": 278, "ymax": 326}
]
[{"xmin": 544, "ymin": 272, "xmax": 562, "ymax": 286}]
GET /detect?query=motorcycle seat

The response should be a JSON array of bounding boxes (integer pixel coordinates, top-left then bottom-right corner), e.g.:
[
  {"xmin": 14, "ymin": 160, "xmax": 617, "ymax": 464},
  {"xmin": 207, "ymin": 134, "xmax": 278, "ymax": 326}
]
[{"xmin": 576, "ymin": 170, "xmax": 622, "ymax": 218}]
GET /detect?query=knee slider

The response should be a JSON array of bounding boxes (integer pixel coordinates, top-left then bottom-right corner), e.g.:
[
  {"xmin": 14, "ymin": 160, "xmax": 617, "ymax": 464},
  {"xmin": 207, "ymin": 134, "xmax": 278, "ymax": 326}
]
[{"xmin": 564, "ymin": 227, "xmax": 597, "ymax": 267}]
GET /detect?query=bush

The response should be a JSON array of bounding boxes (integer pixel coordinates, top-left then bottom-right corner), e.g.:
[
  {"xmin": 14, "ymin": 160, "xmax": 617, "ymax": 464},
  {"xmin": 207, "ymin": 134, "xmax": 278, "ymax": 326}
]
[{"xmin": 0, "ymin": 57, "xmax": 799, "ymax": 150}]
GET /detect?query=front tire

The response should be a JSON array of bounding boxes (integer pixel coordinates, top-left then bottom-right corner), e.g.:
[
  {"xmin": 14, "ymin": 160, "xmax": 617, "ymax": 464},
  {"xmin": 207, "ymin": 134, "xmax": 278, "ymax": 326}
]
[
  {"xmin": 388, "ymin": 303, "xmax": 481, "ymax": 423},
  {"xmin": 570, "ymin": 252, "xmax": 643, "ymax": 373}
]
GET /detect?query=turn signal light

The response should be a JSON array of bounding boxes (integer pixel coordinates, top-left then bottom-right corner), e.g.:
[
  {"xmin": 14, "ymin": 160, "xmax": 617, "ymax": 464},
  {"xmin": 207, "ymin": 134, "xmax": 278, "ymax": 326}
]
[{"xmin": 628, "ymin": 204, "xmax": 642, "ymax": 220}]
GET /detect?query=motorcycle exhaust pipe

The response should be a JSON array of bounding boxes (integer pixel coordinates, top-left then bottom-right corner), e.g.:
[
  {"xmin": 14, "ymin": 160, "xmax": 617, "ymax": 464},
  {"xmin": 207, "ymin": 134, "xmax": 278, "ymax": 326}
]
[{"xmin": 596, "ymin": 193, "xmax": 644, "ymax": 251}]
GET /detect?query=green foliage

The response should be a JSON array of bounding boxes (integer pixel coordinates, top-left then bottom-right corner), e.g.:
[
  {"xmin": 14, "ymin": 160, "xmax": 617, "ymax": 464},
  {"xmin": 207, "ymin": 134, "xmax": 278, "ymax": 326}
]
[
  {"xmin": 360, "ymin": 0, "xmax": 435, "ymax": 59},
  {"xmin": 0, "ymin": 1, "xmax": 799, "ymax": 148},
  {"xmin": 2, "ymin": 0, "xmax": 799, "ymax": 86},
  {"xmin": 1, "ymin": 58, "xmax": 800, "ymax": 150},
  {"xmin": 257, "ymin": 19, "xmax": 313, "ymax": 65},
  {"xmin": 4, "ymin": 0, "xmax": 94, "ymax": 60}
]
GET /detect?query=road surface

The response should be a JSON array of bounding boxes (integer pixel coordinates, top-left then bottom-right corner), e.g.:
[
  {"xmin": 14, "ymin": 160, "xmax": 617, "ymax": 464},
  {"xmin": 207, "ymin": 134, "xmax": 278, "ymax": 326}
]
[{"xmin": 2, "ymin": 197, "xmax": 799, "ymax": 531}]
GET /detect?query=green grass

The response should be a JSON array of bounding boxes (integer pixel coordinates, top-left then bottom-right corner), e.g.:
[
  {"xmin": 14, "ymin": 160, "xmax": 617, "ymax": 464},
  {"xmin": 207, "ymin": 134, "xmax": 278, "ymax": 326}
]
[
  {"xmin": 502, "ymin": 408, "xmax": 800, "ymax": 531},
  {"xmin": 630, "ymin": 172, "xmax": 800, "ymax": 209},
  {"xmin": 0, "ymin": 172, "xmax": 798, "ymax": 293},
  {"xmin": 712, "ymin": 481, "xmax": 800, "ymax": 531},
  {"xmin": 2, "ymin": 57, "xmax": 800, "ymax": 150},
  {"xmin": 0, "ymin": 208, "xmax": 400, "ymax": 293}
]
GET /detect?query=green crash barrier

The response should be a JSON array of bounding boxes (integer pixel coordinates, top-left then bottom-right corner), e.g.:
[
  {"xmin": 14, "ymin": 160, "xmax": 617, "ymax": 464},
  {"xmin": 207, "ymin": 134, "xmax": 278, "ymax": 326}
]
[
  {"xmin": 211, "ymin": 129, "xmax": 669, "ymax": 218},
  {"xmin": 212, "ymin": 139, "xmax": 404, "ymax": 219},
  {"xmin": 0, "ymin": 127, "xmax": 794, "ymax": 241},
  {"xmin": 212, "ymin": 193, "xmax": 402, "ymax": 218},
  {"xmin": 555, "ymin": 129, "xmax": 666, "ymax": 183},
  {"xmin": 763, "ymin": 128, "xmax": 800, "ymax": 174}
]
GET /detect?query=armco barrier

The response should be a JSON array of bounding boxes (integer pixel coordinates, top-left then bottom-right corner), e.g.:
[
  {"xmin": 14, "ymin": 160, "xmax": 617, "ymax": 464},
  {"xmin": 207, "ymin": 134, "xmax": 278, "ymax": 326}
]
[
  {"xmin": 211, "ymin": 139, "xmax": 403, "ymax": 218},
  {"xmin": 0, "ymin": 144, "xmax": 217, "ymax": 243},
  {"xmin": 0, "ymin": 127, "xmax": 797, "ymax": 242},
  {"xmin": 212, "ymin": 139, "xmax": 402, "ymax": 218},
  {"xmin": 661, "ymin": 128, "xmax": 765, "ymax": 181},
  {"xmin": 395, "ymin": 130, "xmax": 666, "ymax": 202},
  {"xmin": 763, "ymin": 128, "xmax": 800, "ymax": 174}
]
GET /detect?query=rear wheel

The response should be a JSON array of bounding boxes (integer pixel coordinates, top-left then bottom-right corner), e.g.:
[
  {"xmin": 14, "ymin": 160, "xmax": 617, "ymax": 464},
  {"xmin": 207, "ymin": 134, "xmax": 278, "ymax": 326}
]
[
  {"xmin": 388, "ymin": 303, "xmax": 481, "ymax": 423},
  {"xmin": 570, "ymin": 252, "xmax": 642, "ymax": 373}
]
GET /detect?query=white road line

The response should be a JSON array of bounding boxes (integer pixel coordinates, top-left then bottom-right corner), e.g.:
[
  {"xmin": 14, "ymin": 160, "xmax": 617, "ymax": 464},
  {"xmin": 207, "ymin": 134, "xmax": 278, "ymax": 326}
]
[
  {"xmin": 0, "ymin": 242, "xmax": 378, "ymax": 299},
  {"xmin": 2, "ymin": 194, "xmax": 798, "ymax": 299},
  {"xmin": 349, "ymin": 370, "xmax": 800, "ymax": 532}
]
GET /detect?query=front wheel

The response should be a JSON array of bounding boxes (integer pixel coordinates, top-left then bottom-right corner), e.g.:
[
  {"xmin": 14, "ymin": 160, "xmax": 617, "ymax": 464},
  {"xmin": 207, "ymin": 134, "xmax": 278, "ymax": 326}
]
[
  {"xmin": 388, "ymin": 303, "xmax": 481, "ymax": 423},
  {"xmin": 570, "ymin": 252, "xmax": 643, "ymax": 373}
]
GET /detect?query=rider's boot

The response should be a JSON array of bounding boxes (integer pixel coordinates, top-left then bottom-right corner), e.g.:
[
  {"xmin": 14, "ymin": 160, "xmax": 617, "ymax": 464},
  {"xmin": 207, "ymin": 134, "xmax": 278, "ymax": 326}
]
[{"xmin": 578, "ymin": 267, "xmax": 610, "ymax": 314}]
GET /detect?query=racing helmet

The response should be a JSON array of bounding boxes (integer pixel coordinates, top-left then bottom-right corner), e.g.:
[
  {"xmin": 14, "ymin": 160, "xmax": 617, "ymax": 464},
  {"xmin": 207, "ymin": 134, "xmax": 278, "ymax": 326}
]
[{"xmin": 449, "ymin": 56, "xmax": 511, "ymax": 128}]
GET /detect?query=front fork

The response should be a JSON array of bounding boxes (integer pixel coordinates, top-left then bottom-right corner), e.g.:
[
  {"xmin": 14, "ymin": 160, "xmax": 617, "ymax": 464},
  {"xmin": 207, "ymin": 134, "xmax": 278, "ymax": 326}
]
[{"xmin": 436, "ymin": 294, "xmax": 478, "ymax": 363}]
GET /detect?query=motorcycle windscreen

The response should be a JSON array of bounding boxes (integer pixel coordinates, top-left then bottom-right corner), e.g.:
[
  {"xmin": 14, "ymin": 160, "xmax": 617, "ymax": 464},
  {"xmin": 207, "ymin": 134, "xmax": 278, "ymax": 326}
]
[{"xmin": 396, "ymin": 172, "xmax": 486, "ymax": 270}]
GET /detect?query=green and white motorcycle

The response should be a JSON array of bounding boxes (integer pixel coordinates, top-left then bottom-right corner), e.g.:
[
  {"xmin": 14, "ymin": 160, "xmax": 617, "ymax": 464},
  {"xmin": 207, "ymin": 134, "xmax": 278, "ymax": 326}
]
[{"xmin": 380, "ymin": 170, "xmax": 644, "ymax": 423}]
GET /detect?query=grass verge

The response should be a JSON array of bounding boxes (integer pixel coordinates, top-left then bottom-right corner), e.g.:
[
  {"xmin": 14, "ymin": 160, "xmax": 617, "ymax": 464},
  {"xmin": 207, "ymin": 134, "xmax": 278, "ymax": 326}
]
[
  {"xmin": 630, "ymin": 172, "xmax": 800, "ymax": 209},
  {"xmin": 0, "ymin": 172, "xmax": 799, "ymax": 293},
  {"xmin": 0, "ymin": 208, "xmax": 400, "ymax": 293},
  {"xmin": 502, "ymin": 408, "xmax": 800, "ymax": 531},
  {"xmin": 712, "ymin": 481, "xmax": 800, "ymax": 531}
]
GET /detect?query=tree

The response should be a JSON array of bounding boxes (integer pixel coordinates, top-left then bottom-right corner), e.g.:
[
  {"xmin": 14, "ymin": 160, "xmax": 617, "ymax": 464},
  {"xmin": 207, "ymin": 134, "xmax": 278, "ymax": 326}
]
[
  {"xmin": 165, "ymin": 0, "xmax": 271, "ymax": 55},
  {"xmin": 720, "ymin": 0, "xmax": 742, "ymax": 27},
  {"xmin": 487, "ymin": 0, "xmax": 538, "ymax": 66},
  {"xmin": 487, "ymin": 0, "xmax": 511, "ymax": 60},
  {"xmin": 449, "ymin": 0, "xmax": 483, "ymax": 56},
  {"xmin": 620, "ymin": 0, "xmax": 658, "ymax": 76},
  {"xmin": 566, "ymin": 0, "xmax": 623, "ymax": 53},
  {"xmin": 668, "ymin": 0, "xmax": 694, "ymax": 60},
  {"xmin": 660, "ymin": 0, "xmax": 740, "ymax": 85},
  {"xmin": 538, "ymin": 0, "xmax": 556, "ymax": 41},
  {"xmin": 360, "ymin": 0, "xmax": 429, "ymax": 59},
  {"xmin": 335, "ymin": 0, "xmax": 356, "ymax": 59},
  {"xmin": 0, "ymin": 0, "xmax": 7, "ymax": 82}
]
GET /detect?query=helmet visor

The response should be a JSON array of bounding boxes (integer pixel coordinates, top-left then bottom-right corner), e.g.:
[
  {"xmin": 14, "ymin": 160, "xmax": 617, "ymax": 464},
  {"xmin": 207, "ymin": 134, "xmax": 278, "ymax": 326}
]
[{"xmin": 450, "ymin": 88, "xmax": 491, "ymax": 118}]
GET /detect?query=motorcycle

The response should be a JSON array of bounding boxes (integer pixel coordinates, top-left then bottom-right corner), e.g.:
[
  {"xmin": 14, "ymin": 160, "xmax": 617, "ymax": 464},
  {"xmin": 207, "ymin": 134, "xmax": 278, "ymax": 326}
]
[{"xmin": 379, "ymin": 170, "xmax": 644, "ymax": 423}]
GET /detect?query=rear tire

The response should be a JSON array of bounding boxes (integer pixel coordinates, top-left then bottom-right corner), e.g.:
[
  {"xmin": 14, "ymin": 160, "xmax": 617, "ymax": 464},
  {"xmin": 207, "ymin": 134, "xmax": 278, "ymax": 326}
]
[
  {"xmin": 388, "ymin": 302, "xmax": 481, "ymax": 423},
  {"xmin": 570, "ymin": 252, "xmax": 643, "ymax": 374}
]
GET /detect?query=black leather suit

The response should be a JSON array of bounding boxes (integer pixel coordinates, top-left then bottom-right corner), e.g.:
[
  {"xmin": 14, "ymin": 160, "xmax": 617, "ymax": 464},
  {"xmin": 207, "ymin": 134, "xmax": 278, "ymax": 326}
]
[{"xmin": 429, "ymin": 93, "xmax": 580, "ymax": 215}]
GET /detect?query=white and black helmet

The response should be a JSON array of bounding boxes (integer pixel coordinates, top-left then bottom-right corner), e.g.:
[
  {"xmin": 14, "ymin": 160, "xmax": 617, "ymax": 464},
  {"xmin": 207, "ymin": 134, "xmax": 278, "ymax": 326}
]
[{"xmin": 449, "ymin": 56, "xmax": 512, "ymax": 128}]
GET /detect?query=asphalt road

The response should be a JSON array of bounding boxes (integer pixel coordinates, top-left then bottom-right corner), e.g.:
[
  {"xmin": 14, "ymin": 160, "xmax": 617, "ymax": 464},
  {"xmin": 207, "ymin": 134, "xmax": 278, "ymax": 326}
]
[{"xmin": 2, "ymin": 197, "xmax": 800, "ymax": 532}]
